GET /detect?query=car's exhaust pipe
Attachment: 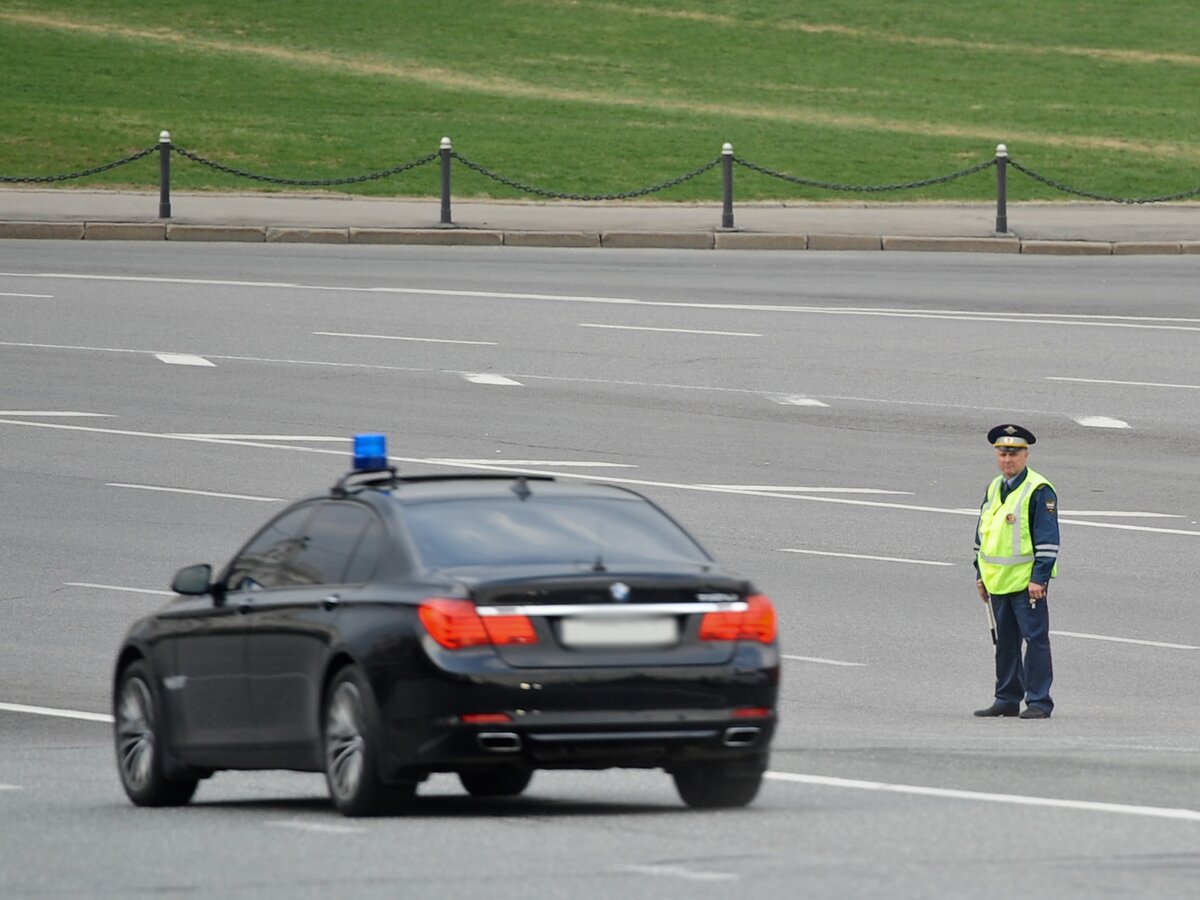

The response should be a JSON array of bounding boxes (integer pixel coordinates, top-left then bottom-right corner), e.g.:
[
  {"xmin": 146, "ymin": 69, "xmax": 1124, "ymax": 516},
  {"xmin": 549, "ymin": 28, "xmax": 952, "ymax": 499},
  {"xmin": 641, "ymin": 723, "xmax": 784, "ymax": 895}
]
[
  {"xmin": 477, "ymin": 732, "xmax": 522, "ymax": 753},
  {"xmin": 722, "ymin": 726, "xmax": 761, "ymax": 747}
]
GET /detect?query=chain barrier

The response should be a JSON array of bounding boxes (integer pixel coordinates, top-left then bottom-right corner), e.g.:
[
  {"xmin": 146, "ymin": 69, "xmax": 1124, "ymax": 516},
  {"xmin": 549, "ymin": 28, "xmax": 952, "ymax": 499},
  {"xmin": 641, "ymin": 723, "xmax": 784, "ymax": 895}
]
[
  {"xmin": 1007, "ymin": 158, "xmax": 1200, "ymax": 204},
  {"xmin": 0, "ymin": 146, "xmax": 158, "ymax": 184},
  {"xmin": 451, "ymin": 152, "xmax": 722, "ymax": 201},
  {"xmin": 732, "ymin": 155, "xmax": 997, "ymax": 193},
  {"xmin": 172, "ymin": 146, "xmax": 439, "ymax": 187}
]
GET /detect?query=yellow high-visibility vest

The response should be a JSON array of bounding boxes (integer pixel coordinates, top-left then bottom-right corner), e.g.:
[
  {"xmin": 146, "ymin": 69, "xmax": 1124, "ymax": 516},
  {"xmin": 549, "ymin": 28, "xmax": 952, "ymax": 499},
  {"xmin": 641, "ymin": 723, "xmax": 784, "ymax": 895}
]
[{"xmin": 977, "ymin": 467, "xmax": 1057, "ymax": 594}]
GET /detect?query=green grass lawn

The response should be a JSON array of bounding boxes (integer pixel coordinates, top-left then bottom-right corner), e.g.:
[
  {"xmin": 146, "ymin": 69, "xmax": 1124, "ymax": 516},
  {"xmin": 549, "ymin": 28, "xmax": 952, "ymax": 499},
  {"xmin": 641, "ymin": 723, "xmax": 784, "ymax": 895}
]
[{"xmin": 2, "ymin": 0, "xmax": 1199, "ymax": 202}]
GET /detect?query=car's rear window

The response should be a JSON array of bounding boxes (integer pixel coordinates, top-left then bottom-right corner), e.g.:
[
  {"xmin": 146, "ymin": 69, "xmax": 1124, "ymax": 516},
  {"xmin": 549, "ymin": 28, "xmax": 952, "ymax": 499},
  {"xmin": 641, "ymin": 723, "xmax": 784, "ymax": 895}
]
[{"xmin": 403, "ymin": 495, "xmax": 709, "ymax": 569}]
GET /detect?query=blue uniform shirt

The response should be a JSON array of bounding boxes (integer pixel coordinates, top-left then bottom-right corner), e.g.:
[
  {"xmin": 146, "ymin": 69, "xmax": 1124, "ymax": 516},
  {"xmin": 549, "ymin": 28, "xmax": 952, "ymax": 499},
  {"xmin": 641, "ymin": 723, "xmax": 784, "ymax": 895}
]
[{"xmin": 973, "ymin": 468, "xmax": 1060, "ymax": 587}]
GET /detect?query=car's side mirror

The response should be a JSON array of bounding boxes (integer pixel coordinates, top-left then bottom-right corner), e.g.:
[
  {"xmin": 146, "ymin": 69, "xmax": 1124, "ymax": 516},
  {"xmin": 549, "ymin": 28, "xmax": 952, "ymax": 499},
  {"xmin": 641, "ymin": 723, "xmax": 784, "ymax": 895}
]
[{"xmin": 171, "ymin": 563, "xmax": 213, "ymax": 596}]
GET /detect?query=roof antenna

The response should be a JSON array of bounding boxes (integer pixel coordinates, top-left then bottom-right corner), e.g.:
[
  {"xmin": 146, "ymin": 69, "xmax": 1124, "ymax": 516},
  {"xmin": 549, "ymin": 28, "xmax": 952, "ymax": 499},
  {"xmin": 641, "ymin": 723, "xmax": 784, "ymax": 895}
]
[
  {"xmin": 511, "ymin": 476, "xmax": 532, "ymax": 501},
  {"xmin": 592, "ymin": 554, "xmax": 607, "ymax": 572}
]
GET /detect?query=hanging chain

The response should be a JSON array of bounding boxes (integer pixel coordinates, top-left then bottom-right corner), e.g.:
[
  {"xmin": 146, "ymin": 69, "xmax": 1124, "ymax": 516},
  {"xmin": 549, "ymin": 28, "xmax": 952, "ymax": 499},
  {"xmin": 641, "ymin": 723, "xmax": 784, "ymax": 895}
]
[
  {"xmin": 1007, "ymin": 159, "xmax": 1200, "ymax": 204},
  {"xmin": 0, "ymin": 146, "xmax": 158, "ymax": 184},
  {"xmin": 171, "ymin": 147, "xmax": 439, "ymax": 187},
  {"xmin": 450, "ymin": 152, "xmax": 722, "ymax": 201},
  {"xmin": 732, "ymin": 155, "xmax": 997, "ymax": 193}
]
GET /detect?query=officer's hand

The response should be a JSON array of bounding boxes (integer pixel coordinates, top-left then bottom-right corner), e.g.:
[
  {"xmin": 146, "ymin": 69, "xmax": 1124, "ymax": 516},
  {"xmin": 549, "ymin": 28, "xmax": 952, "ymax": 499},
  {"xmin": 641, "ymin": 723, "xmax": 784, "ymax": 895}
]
[
  {"xmin": 976, "ymin": 579, "xmax": 989, "ymax": 601},
  {"xmin": 1029, "ymin": 582, "xmax": 1047, "ymax": 601}
]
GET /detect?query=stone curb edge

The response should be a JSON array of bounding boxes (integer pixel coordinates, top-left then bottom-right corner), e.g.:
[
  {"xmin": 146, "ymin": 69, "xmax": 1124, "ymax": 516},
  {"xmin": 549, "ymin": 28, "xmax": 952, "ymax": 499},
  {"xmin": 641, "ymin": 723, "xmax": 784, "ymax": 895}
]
[{"xmin": 1, "ymin": 222, "xmax": 1197, "ymax": 254}]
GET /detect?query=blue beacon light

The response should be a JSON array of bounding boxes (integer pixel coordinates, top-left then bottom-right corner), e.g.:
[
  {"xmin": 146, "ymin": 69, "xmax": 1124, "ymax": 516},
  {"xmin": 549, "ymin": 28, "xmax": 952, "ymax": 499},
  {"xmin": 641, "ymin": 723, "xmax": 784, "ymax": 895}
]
[{"xmin": 352, "ymin": 433, "xmax": 388, "ymax": 472}]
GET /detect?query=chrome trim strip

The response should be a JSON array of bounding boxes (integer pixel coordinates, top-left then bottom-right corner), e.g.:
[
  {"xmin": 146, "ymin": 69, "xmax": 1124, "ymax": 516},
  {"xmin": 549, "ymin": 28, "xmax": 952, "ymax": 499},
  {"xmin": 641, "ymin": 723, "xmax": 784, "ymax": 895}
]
[{"xmin": 475, "ymin": 601, "xmax": 747, "ymax": 617}]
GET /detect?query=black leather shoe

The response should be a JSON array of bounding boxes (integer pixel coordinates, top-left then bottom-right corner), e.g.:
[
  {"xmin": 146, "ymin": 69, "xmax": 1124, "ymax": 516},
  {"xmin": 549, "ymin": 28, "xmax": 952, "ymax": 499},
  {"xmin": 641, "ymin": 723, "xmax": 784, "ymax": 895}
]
[
  {"xmin": 1019, "ymin": 706, "xmax": 1051, "ymax": 719},
  {"xmin": 973, "ymin": 705, "xmax": 1020, "ymax": 717}
]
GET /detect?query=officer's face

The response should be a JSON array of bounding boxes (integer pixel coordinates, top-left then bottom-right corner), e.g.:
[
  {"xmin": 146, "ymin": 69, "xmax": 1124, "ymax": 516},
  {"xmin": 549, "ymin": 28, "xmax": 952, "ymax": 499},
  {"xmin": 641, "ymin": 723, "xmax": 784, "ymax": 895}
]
[{"xmin": 995, "ymin": 448, "xmax": 1027, "ymax": 478}]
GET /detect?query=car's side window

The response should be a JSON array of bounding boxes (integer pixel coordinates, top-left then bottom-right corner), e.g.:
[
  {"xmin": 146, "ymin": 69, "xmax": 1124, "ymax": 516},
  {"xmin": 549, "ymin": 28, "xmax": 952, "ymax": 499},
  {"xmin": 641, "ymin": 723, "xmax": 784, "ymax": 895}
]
[
  {"xmin": 225, "ymin": 505, "xmax": 318, "ymax": 591},
  {"xmin": 279, "ymin": 502, "xmax": 373, "ymax": 586}
]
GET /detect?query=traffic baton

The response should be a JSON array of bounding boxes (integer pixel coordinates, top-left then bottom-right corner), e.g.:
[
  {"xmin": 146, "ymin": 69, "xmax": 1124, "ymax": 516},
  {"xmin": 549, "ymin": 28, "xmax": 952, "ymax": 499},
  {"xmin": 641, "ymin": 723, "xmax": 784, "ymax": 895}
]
[{"xmin": 982, "ymin": 594, "xmax": 998, "ymax": 646}]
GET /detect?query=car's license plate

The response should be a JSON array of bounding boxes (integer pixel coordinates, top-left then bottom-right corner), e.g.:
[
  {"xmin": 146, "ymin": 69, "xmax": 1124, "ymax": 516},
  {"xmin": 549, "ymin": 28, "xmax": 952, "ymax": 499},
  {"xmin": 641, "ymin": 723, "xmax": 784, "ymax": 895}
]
[{"xmin": 559, "ymin": 615, "xmax": 679, "ymax": 648}]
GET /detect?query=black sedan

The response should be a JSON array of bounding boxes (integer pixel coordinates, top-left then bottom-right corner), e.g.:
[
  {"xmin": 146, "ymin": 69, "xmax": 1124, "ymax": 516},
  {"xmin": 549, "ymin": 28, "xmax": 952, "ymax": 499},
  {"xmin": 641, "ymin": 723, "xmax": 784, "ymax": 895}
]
[{"xmin": 113, "ymin": 435, "xmax": 780, "ymax": 816}]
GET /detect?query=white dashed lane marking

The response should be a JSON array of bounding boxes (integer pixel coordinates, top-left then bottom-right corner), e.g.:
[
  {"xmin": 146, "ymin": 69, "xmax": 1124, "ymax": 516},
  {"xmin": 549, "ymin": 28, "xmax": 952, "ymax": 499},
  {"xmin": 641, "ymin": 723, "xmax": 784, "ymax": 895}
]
[
  {"xmin": 428, "ymin": 458, "xmax": 637, "ymax": 468},
  {"xmin": 578, "ymin": 323, "xmax": 761, "ymax": 337},
  {"xmin": 0, "ymin": 411, "xmax": 112, "ymax": 417},
  {"xmin": 314, "ymin": 331, "xmax": 497, "ymax": 346},
  {"xmin": 107, "ymin": 483, "xmax": 283, "ymax": 502},
  {"xmin": 63, "ymin": 582, "xmax": 174, "ymax": 596},
  {"xmin": 1049, "ymin": 376, "xmax": 1200, "ymax": 391},
  {"xmin": 1074, "ymin": 416, "xmax": 1130, "ymax": 428},
  {"xmin": 464, "ymin": 373, "xmax": 522, "ymax": 386},
  {"xmin": 267, "ymin": 820, "xmax": 367, "ymax": 835},
  {"xmin": 0, "ymin": 702, "xmax": 113, "ymax": 723},
  {"xmin": 779, "ymin": 548, "xmax": 953, "ymax": 567},
  {"xmin": 1051, "ymin": 631, "xmax": 1198, "ymax": 651},
  {"xmin": 155, "ymin": 353, "xmax": 215, "ymax": 367},
  {"xmin": 782, "ymin": 654, "xmax": 867, "ymax": 667},
  {"xmin": 770, "ymin": 395, "xmax": 830, "ymax": 407}
]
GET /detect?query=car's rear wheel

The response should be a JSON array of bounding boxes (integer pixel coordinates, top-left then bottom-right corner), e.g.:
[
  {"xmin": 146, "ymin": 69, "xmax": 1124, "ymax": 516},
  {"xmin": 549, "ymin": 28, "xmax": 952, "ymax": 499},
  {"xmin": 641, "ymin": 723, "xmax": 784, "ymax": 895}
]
[
  {"xmin": 672, "ymin": 757, "xmax": 765, "ymax": 809},
  {"xmin": 458, "ymin": 766, "xmax": 534, "ymax": 797},
  {"xmin": 323, "ymin": 666, "xmax": 415, "ymax": 817},
  {"xmin": 114, "ymin": 661, "xmax": 198, "ymax": 807}
]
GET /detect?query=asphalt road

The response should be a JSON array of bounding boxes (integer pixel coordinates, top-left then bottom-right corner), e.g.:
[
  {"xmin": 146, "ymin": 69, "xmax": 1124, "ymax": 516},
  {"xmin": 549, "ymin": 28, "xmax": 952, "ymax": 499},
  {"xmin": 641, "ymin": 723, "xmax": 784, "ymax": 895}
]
[{"xmin": 2, "ymin": 242, "xmax": 1198, "ymax": 899}]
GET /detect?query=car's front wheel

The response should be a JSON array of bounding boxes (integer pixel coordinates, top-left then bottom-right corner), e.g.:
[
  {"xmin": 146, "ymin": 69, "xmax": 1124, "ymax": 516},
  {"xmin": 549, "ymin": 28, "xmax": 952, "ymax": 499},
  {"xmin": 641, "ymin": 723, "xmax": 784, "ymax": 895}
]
[
  {"xmin": 458, "ymin": 766, "xmax": 534, "ymax": 797},
  {"xmin": 672, "ymin": 757, "xmax": 765, "ymax": 809},
  {"xmin": 114, "ymin": 660, "xmax": 198, "ymax": 807},
  {"xmin": 323, "ymin": 666, "xmax": 415, "ymax": 817}
]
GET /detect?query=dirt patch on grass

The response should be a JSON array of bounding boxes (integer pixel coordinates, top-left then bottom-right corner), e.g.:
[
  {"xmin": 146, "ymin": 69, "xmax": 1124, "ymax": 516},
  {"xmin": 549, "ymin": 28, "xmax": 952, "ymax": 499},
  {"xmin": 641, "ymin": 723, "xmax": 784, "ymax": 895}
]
[{"xmin": 6, "ymin": 9, "xmax": 1199, "ymax": 161}]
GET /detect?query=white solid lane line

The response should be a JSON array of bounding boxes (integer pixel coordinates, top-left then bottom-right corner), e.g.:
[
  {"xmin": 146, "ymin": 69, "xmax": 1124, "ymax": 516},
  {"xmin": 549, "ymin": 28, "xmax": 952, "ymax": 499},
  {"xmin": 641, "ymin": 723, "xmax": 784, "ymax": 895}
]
[
  {"xmin": 0, "ymin": 411, "xmax": 112, "ymax": 417},
  {"xmin": 778, "ymin": 548, "xmax": 953, "ymax": 567},
  {"xmin": 578, "ymin": 323, "xmax": 761, "ymax": 337},
  {"xmin": 428, "ymin": 458, "xmax": 637, "ymax": 468},
  {"xmin": 705, "ymin": 485, "xmax": 910, "ymax": 495},
  {"xmin": 168, "ymin": 433, "xmax": 346, "ymax": 441},
  {"xmin": 1051, "ymin": 631, "xmax": 1199, "ymax": 651},
  {"xmin": 155, "ymin": 353, "xmax": 215, "ymax": 367},
  {"xmin": 314, "ymin": 331, "xmax": 498, "ymax": 346},
  {"xmin": 769, "ymin": 395, "xmax": 830, "ymax": 407},
  {"xmin": 4, "ymin": 417, "xmax": 1200, "ymax": 537},
  {"xmin": 63, "ymin": 582, "xmax": 174, "ymax": 596},
  {"xmin": 7, "ymin": 272, "xmax": 1200, "ymax": 332},
  {"xmin": 1075, "ymin": 416, "xmax": 1130, "ymax": 428},
  {"xmin": 0, "ymin": 702, "xmax": 113, "ymax": 723},
  {"xmin": 107, "ymin": 483, "xmax": 283, "ymax": 502},
  {"xmin": 4, "ymin": 703, "xmax": 1195, "ymax": 823},
  {"xmin": 765, "ymin": 771, "xmax": 1200, "ymax": 823},
  {"xmin": 1050, "ymin": 376, "xmax": 1200, "ymax": 390},
  {"xmin": 622, "ymin": 865, "xmax": 737, "ymax": 883},
  {"xmin": 781, "ymin": 654, "xmax": 867, "ymax": 667},
  {"xmin": 0, "ymin": 291, "xmax": 52, "ymax": 298},
  {"xmin": 464, "ymin": 373, "xmax": 522, "ymax": 386}
]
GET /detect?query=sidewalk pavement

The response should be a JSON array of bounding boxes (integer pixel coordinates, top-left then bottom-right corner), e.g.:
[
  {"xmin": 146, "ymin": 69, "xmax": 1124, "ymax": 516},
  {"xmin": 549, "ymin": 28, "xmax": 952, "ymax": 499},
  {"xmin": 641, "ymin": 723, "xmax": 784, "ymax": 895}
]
[{"xmin": 2, "ymin": 188, "xmax": 1200, "ymax": 254}]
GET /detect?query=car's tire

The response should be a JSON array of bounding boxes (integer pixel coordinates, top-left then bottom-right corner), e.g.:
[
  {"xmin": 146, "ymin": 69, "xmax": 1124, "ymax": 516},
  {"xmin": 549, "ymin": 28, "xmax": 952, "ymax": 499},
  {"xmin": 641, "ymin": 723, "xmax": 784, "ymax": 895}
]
[
  {"xmin": 672, "ymin": 758, "xmax": 765, "ymax": 809},
  {"xmin": 458, "ymin": 766, "xmax": 534, "ymax": 797},
  {"xmin": 113, "ymin": 661, "xmax": 198, "ymax": 807},
  {"xmin": 322, "ymin": 666, "xmax": 415, "ymax": 817}
]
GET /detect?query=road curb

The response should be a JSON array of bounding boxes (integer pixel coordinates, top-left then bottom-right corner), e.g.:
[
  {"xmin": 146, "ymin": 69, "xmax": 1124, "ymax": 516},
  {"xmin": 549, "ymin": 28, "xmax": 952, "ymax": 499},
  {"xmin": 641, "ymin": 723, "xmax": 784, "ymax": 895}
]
[{"xmin": 2, "ymin": 221, "xmax": 1199, "ymax": 253}]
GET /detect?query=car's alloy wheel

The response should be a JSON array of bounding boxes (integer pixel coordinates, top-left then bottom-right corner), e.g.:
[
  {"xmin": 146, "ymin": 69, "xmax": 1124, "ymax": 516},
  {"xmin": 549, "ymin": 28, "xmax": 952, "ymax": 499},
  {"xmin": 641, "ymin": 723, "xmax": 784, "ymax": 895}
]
[
  {"xmin": 672, "ymin": 758, "xmax": 765, "ymax": 809},
  {"xmin": 114, "ymin": 661, "xmax": 197, "ymax": 806},
  {"xmin": 322, "ymin": 667, "xmax": 414, "ymax": 817},
  {"xmin": 458, "ymin": 766, "xmax": 534, "ymax": 797}
]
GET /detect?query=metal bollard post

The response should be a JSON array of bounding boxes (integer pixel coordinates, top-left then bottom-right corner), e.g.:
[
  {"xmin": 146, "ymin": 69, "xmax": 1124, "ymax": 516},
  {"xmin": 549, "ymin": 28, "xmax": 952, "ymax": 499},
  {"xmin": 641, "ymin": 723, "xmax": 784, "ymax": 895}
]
[
  {"xmin": 721, "ymin": 142, "xmax": 735, "ymax": 229},
  {"xmin": 158, "ymin": 130, "xmax": 172, "ymax": 219},
  {"xmin": 994, "ymin": 143, "xmax": 1008, "ymax": 234},
  {"xmin": 440, "ymin": 136, "xmax": 452, "ymax": 225}
]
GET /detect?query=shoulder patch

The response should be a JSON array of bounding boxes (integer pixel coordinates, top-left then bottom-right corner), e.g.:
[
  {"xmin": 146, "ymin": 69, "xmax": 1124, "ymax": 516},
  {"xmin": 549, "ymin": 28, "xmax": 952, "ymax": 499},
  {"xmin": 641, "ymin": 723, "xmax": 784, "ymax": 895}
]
[{"xmin": 1045, "ymin": 498, "xmax": 1057, "ymax": 514}]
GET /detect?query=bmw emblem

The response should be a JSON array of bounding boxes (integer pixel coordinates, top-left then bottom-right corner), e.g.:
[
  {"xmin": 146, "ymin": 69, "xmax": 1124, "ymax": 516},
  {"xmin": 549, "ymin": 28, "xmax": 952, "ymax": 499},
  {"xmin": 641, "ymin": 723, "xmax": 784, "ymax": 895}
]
[{"xmin": 610, "ymin": 582, "xmax": 631, "ymax": 602}]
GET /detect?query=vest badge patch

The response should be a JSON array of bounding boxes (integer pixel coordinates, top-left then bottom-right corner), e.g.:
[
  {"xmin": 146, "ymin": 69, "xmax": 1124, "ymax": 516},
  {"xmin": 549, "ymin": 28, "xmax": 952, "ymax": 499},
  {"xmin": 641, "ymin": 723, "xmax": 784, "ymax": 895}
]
[{"xmin": 1005, "ymin": 513, "xmax": 1016, "ymax": 524}]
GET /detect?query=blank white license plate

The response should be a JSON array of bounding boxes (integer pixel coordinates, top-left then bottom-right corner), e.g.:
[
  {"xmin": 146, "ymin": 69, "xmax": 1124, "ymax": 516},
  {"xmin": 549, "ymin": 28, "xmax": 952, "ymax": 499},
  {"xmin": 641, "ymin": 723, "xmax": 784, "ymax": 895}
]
[{"xmin": 559, "ymin": 615, "xmax": 679, "ymax": 648}]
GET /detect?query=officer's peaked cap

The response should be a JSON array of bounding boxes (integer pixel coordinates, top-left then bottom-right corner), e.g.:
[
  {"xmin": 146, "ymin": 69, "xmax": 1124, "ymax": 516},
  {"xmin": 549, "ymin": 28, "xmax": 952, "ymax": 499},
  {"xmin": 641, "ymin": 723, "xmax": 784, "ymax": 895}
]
[{"xmin": 988, "ymin": 423, "xmax": 1036, "ymax": 450}]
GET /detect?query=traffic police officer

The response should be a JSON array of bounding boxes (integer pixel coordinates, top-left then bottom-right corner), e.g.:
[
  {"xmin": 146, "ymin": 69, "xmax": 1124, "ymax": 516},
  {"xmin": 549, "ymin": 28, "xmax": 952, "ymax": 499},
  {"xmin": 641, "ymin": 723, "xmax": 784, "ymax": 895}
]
[{"xmin": 973, "ymin": 424, "xmax": 1059, "ymax": 719}]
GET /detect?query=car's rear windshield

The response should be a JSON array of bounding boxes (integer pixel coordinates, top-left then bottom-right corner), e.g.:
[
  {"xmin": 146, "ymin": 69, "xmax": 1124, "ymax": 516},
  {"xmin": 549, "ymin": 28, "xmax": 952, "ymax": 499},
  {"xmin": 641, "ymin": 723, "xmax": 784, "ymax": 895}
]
[{"xmin": 403, "ymin": 495, "xmax": 710, "ymax": 569}]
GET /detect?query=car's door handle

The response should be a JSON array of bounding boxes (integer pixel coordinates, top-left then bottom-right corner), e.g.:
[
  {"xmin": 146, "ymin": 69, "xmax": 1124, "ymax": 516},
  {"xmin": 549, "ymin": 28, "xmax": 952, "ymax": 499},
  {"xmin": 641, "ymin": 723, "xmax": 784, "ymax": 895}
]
[{"xmin": 321, "ymin": 594, "xmax": 340, "ymax": 611}]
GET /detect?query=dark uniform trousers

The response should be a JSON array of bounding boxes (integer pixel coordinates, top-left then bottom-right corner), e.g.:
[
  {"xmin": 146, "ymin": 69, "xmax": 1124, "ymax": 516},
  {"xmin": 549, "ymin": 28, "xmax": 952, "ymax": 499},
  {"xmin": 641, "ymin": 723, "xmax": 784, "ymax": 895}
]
[{"xmin": 990, "ymin": 588, "xmax": 1053, "ymax": 712}]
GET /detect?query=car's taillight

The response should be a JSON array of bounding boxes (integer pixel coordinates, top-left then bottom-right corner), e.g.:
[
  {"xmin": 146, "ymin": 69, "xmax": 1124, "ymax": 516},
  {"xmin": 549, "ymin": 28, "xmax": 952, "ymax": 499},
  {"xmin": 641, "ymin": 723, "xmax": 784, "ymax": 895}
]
[
  {"xmin": 418, "ymin": 598, "xmax": 537, "ymax": 650},
  {"xmin": 699, "ymin": 593, "xmax": 777, "ymax": 644}
]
